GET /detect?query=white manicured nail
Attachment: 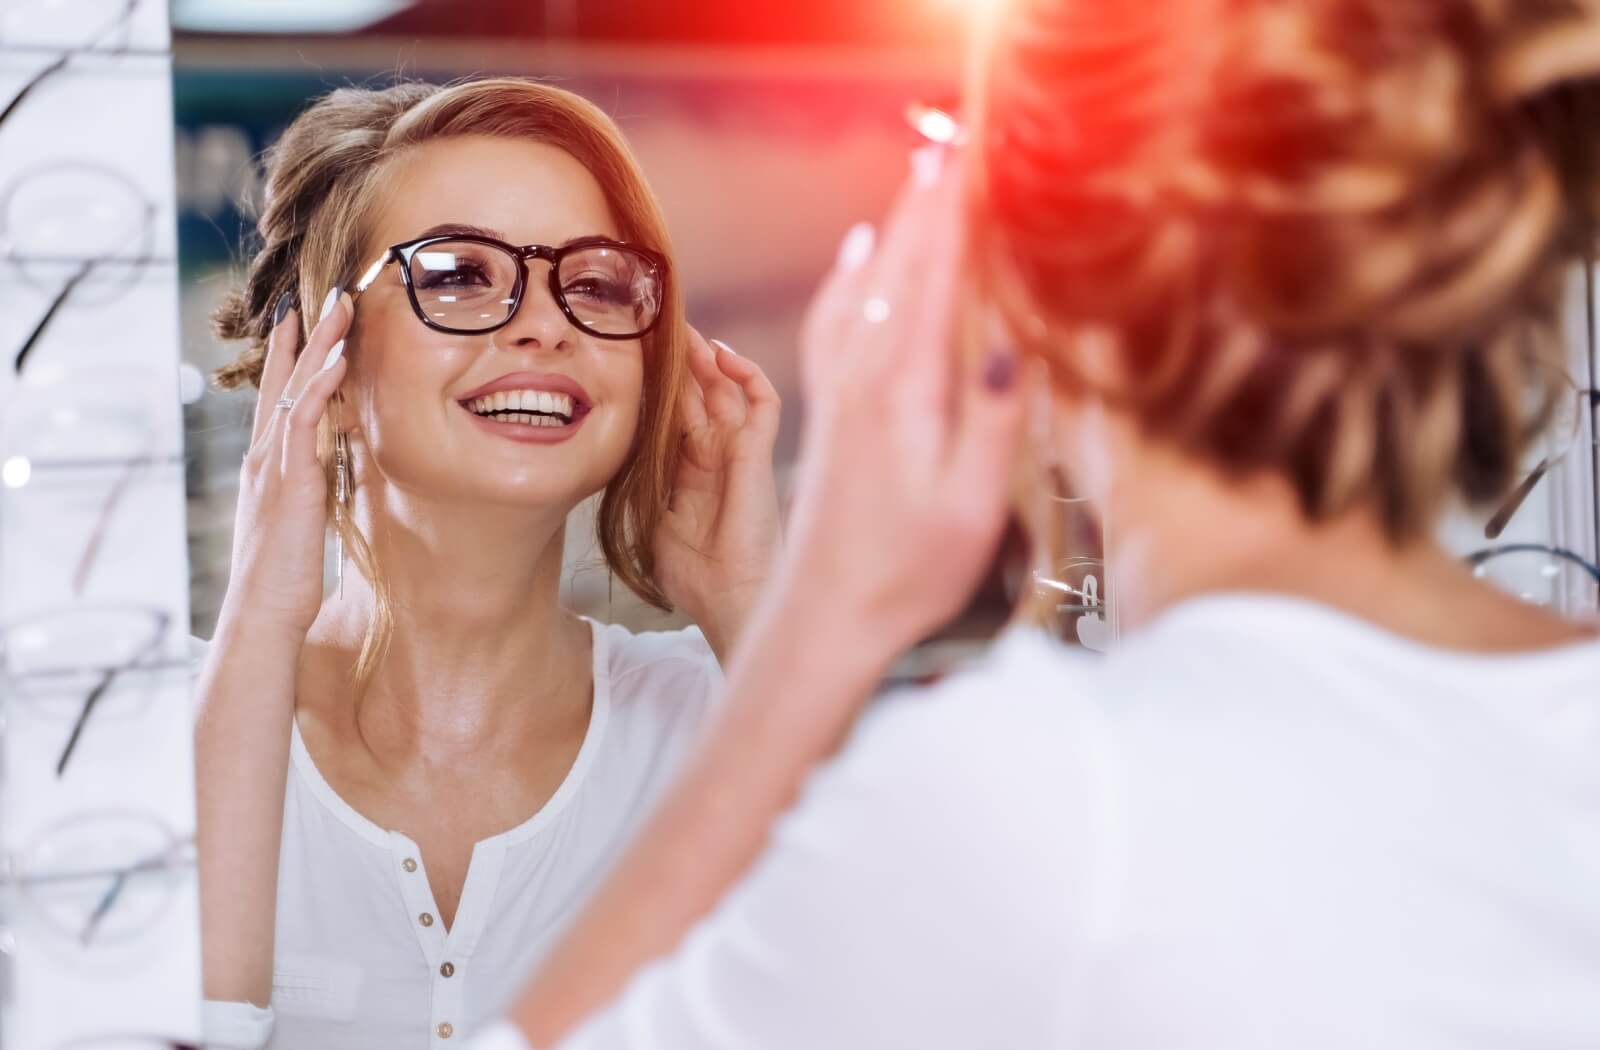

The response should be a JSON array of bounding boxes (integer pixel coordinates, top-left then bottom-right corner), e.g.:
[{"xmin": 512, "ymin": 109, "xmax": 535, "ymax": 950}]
[
  {"xmin": 911, "ymin": 144, "xmax": 944, "ymax": 187},
  {"xmin": 710, "ymin": 338, "xmax": 737, "ymax": 356},
  {"xmin": 836, "ymin": 222, "xmax": 876, "ymax": 272},
  {"xmin": 321, "ymin": 339, "xmax": 345, "ymax": 372},
  {"xmin": 319, "ymin": 286, "xmax": 341, "ymax": 321}
]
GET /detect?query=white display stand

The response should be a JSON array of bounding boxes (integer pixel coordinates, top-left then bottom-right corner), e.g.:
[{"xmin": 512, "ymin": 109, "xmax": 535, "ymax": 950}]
[{"xmin": 0, "ymin": 1, "xmax": 201, "ymax": 1046}]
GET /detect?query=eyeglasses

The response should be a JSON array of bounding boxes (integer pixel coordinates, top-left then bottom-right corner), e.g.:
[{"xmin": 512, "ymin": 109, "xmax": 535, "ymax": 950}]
[
  {"xmin": 0, "ymin": 0, "xmax": 164, "ymax": 132},
  {"xmin": 1, "ymin": 162, "xmax": 162, "ymax": 374},
  {"xmin": 2, "ymin": 363, "xmax": 185, "ymax": 594},
  {"xmin": 0, "ymin": 605, "xmax": 184, "ymax": 776},
  {"xmin": 0, "ymin": 810, "xmax": 195, "ymax": 950},
  {"xmin": 355, "ymin": 232, "xmax": 669, "ymax": 341},
  {"xmin": 0, "ymin": 811, "xmax": 198, "ymax": 1050},
  {"xmin": 1466, "ymin": 544, "xmax": 1600, "ymax": 616}
]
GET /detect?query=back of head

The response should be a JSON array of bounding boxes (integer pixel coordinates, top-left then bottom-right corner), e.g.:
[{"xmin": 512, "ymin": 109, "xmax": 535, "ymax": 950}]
[{"xmin": 974, "ymin": 0, "xmax": 1600, "ymax": 537}]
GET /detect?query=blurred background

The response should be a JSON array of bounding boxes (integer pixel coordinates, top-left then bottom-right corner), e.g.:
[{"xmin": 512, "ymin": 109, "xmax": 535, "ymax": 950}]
[{"xmin": 174, "ymin": 0, "xmax": 966, "ymax": 636}]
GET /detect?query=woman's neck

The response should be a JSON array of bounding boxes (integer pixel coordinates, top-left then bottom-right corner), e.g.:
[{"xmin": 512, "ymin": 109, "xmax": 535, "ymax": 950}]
[{"xmin": 304, "ymin": 486, "xmax": 593, "ymax": 759}]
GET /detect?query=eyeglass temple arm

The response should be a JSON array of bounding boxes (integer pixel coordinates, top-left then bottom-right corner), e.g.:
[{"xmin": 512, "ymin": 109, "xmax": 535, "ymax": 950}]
[
  {"xmin": 74, "ymin": 840, "xmax": 196, "ymax": 946},
  {"xmin": 354, "ymin": 251, "xmax": 392, "ymax": 294},
  {"xmin": 1484, "ymin": 457, "xmax": 1552, "ymax": 539},
  {"xmin": 1484, "ymin": 386, "xmax": 1600, "ymax": 540},
  {"xmin": 54, "ymin": 612, "xmax": 171, "ymax": 777},
  {"xmin": 13, "ymin": 262, "xmax": 92, "ymax": 374}
]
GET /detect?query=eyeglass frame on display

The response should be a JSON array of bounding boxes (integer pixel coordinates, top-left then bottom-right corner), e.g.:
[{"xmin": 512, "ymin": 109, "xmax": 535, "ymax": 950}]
[
  {"xmin": 0, "ymin": 162, "xmax": 164, "ymax": 374},
  {"xmin": 353, "ymin": 230, "xmax": 670, "ymax": 341},
  {"xmin": 0, "ymin": 810, "xmax": 196, "ymax": 1001},
  {"xmin": 1464, "ymin": 543, "xmax": 1600, "ymax": 619},
  {"xmin": 0, "ymin": 0, "xmax": 165, "ymax": 132},
  {"xmin": 3, "ymin": 368, "xmax": 188, "ymax": 596},
  {"xmin": 1466, "ymin": 543, "xmax": 1600, "ymax": 583},
  {"xmin": 0, "ymin": 604, "xmax": 186, "ymax": 776},
  {"xmin": 1484, "ymin": 376, "xmax": 1599, "ymax": 540}
]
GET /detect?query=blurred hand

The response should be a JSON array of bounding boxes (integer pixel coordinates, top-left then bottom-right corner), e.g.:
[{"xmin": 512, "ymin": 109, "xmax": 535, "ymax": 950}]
[
  {"xmin": 654, "ymin": 327, "xmax": 783, "ymax": 658},
  {"xmin": 784, "ymin": 149, "xmax": 1025, "ymax": 659},
  {"xmin": 220, "ymin": 291, "xmax": 352, "ymax": 637}
]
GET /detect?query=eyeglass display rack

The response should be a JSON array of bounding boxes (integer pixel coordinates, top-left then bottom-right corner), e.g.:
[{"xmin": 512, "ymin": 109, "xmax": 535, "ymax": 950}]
[{"xmin": 0, "ymin": 2, "xmax": 203, "ymax": 1048}]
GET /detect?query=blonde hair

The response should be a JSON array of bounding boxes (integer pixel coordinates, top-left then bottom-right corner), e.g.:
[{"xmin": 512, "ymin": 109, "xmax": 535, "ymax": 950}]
[
  {"xmin": 971, "ymin": 0, "xmax": 1600, "ymax": 538},
  {"xmin": 214, "ymin": 78, "xmax": 687, "ymax": 683}
]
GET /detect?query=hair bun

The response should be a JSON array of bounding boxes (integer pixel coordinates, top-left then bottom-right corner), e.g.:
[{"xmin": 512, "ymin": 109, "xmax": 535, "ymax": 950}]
[{"xmin": 978, "ymin": 0, "xmax": 1600, "ymax": 538}]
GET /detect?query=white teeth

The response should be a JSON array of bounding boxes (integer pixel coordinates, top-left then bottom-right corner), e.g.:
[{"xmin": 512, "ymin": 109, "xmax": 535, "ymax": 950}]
[{"xmin": 464, "ymin": 389, "xmax": 577, "ymax": 423}]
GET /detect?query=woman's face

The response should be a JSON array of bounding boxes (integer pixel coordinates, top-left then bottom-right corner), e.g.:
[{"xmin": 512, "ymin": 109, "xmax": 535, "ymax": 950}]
[{"xmin": 342, "ymin": 134, "xmax": 647, "ymax": 513}]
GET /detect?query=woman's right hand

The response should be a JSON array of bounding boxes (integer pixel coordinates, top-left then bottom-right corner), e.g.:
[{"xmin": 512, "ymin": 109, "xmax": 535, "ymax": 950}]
[
  {"xmin": 221, "ymin": 290, "xmax": 352, "ymax": 637},
  {"xmin": 781, "ymin": 150, "xmax": 1025, "ymax": 662}
]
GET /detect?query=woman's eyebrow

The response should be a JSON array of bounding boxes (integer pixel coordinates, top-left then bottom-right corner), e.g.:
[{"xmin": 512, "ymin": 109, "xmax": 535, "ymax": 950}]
[
  {"xmin": 412, "ymin": 225, "xmax": 616, "ymax": 249},
  {"xmin": 415, "ymin": 222, "xmax": 504, "ymax": 240}
]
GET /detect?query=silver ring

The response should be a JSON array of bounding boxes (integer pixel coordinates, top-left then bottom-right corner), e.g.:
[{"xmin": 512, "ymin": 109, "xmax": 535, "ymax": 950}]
[
  {"xmin": 275, "ymin": 397, "xmax": 296, "ymax": 411},
  {"xmin": 861, "ymin": 297, "xmax": 891, "ymax": 324}
]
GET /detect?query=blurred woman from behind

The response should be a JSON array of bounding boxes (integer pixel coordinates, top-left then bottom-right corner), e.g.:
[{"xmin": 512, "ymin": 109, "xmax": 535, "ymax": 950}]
[{"xmin": 473, "ymin": 2, "xmax": 1600, "ymax": 1047}]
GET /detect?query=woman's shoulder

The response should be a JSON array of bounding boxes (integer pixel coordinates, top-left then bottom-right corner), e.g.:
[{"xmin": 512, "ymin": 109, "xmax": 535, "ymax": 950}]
[
  {"xmin": 591, "ymin": 618, "xmax": 718, "ymax": 676},
  {"xmin": 589, "ymin": 618, "xmax": 723, "ymax": 718},
  {"xmin": 857, "ymin": 628, "xmax": 1102, "ymax": 749}
]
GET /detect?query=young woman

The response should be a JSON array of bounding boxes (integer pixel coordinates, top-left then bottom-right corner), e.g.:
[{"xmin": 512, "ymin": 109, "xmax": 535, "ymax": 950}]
[
  {"xmin": 194, "ymin": 79, "xmax": 781, "ymax": 1048},
  {"xmin": 469, "ymin": 2, "xmax": 1600, "ymax": 1047}
]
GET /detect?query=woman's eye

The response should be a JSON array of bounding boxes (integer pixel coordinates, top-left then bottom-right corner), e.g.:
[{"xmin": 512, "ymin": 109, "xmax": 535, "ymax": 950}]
[
  {"xmin": 564, "ymin": 275, "xmax": 632, "ymax": 304},
  {"xmin": 418, "ymin": 263, "xmax": 493, "ymax": 290}
]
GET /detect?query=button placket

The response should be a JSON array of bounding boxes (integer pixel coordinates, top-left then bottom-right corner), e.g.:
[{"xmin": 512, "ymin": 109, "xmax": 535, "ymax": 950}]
[{"xmin": 391, "ymin": 834, "xmax": 446, "ymax": 967}]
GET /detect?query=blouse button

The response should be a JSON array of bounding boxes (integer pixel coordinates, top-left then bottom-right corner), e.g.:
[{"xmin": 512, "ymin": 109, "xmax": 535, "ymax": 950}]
[
  {"xmin": 419, "ymin": 912, "xmax": 434, "ymax": 927},
  {"xmin": 402, "ymin": 858, "xmax": 418, "ymax": 873},
  {"xmin": 437, "ymin": 1022, "xmax": 454, "ymax": 1038},
  {"xmin": 440, "ymin": 961, "xmax": 456, "ymax": 977}
]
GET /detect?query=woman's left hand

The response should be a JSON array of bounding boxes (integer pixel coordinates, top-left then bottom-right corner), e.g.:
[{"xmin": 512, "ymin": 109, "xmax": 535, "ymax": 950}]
[{"xmin": 655, "ymin": 327, "xmax": 783, "ymax": 661}]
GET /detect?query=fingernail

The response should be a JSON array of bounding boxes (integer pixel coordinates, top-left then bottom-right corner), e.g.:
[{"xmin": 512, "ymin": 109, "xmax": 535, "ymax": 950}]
[
  {"xmin": 319, "ymin": 286, "xmax": 341, "ymax": 321},
  {"xmin": 710, "ymin": 338, "xmax": 737, "ymax": 356},
  {"xmin": 911, "ymin": 144, "xmax": 945, "ymax": 188},
  {"xmin": 273, "ymin": 291, "xmax": 296, "ymax": 328},
  {"xmin": 983, "ymin": 349, "xmax": 1018, "ymax": 393},
  {"xmin": 835, "ymin": 222, "xmax": 876, "ymax": 273},
  {"xmin": 321, "ymin": 339, "xmax": 345, "ymax": 372}
]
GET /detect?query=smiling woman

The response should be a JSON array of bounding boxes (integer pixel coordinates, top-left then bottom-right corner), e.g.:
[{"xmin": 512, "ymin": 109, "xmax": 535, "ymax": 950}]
[{"xmin": 192, "ymin": 78, "xmax": 781, "ymax": 1049}]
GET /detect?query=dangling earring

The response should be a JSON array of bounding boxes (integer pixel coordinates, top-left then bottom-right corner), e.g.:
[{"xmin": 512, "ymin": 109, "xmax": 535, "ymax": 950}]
[{"xmin": 334, "ymin": 429, "xmax": 350, "ymax": 599}]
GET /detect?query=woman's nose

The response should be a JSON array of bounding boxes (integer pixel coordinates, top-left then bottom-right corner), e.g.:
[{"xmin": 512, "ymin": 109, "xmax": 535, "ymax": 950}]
[{"xmin": 496, "ymin": 269, "xmax": 576, "ymax": 351}]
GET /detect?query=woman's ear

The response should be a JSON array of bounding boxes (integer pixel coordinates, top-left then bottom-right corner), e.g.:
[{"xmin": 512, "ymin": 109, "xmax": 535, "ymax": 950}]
[{"xmin": 329, "ymin": 389, "xmax": 360, "ymax": 436}]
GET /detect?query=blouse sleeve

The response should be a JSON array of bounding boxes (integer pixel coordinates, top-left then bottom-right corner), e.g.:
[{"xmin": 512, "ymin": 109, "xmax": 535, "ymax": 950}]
[
  {"xmin": 202, "ymin": 998, "xmax": 274, "ymax": 1049},
  {"xmin": 513, "ymin": 647, "xmax": 1098, "ymax": 1050}
]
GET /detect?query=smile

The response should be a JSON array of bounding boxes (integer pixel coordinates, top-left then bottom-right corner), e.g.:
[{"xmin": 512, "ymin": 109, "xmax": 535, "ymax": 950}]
[
  {"xmin": 455, "ymin": 373, "xmax": 595, "ymax": 445},
  {"xmin": 464, "ymin": 389, "xmax": 578, "ymax": 427}
]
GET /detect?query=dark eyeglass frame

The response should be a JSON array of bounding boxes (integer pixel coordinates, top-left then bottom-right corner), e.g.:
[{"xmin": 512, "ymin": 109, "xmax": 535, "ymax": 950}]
[{"xmin": 354, "ymin": 233, "xmax": 669, "ymax": 341}]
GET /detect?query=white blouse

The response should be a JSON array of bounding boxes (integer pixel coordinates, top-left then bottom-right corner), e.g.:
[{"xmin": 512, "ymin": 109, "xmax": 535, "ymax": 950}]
[
  {"xmin": 200, "ymin": 619, "xmax": 723, "ymax": 1050},
  {"xmin": 470, "ymin": 594, "xmax": 1600, "ymax": 1050}
]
